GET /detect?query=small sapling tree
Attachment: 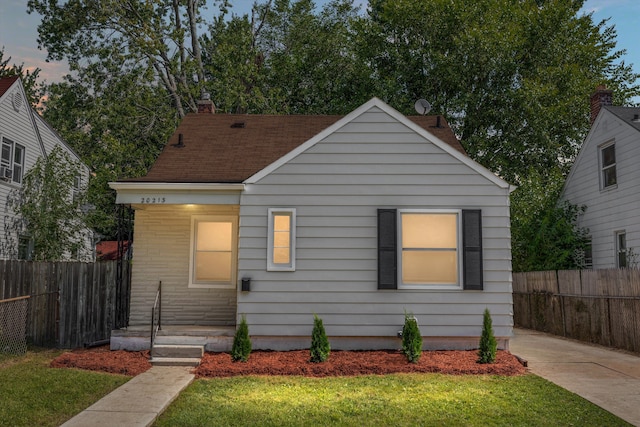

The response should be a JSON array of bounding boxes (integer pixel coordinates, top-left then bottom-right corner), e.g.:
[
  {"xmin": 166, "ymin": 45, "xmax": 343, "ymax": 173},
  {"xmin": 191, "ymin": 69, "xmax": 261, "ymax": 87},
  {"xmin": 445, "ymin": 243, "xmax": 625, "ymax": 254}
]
[
  {"xmin": 310, "ymin": 314, "xmax": 330, "ymax": 362},
  {"xmin": 402, "ymin": 312, "xmax": 422, "ymax": 363},
  {"xmin": 477, "ymin": 308, "xmax": 497, "ymax": 364},
  {"xmin": 231, "ymin": 315, "xmax": 251, "ymax": 362}
]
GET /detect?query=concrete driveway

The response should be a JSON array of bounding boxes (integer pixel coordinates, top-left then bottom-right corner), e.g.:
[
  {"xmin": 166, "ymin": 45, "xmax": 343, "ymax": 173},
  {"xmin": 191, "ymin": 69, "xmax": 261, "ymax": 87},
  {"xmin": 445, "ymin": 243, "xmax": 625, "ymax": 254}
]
[{"xmin": 510, "ymin": 328, "xmax": 640, "ymax": 426}]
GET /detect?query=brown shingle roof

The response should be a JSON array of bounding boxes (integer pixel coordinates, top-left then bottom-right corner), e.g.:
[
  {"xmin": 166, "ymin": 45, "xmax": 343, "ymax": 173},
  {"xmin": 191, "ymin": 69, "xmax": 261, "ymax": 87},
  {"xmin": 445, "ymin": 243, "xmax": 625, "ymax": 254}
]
[
  {"xmin": 0, "ymin": 76, "xmax": 19, "ymax": 97},
  {"xmin": 131, "ymin": 112, "xmax": 465, "ymax": 183}
]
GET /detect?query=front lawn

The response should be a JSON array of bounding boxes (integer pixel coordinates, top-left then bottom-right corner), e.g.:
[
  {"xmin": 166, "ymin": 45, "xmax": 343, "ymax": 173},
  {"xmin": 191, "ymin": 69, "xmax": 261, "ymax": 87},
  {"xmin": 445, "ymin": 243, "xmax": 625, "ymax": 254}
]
[
  {"xmin": 155, "ymin": 374, "xmax": 631, "ymax": 426},
  {"xmin": 0, "ymin": 349, "xmax": 130, "ymax": 427}
]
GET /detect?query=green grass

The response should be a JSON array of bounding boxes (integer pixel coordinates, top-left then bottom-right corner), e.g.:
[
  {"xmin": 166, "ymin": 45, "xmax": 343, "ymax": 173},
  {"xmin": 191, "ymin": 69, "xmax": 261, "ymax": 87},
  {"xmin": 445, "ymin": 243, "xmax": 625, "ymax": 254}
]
[
  {"xmin": 0, "ymin": 349, "xmax": 130, "ymax": 427},
  {"xmin": 155, "ymin": 374, "xmax": 631, "ymax": 427}
]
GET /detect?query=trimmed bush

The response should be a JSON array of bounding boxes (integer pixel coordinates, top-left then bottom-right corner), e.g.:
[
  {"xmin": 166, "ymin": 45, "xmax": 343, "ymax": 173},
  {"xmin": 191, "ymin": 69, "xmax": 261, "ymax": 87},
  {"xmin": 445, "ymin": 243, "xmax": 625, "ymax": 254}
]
[
  {"xmin": 477, "ymin": 308, "xmax": 497, "ymax": 364},
  {"xmin": 310, "ymin": 314, "xmax": 330, "ymax": 362},
  {"xmin": 402, "ymin": 312, "xmax": 422, "ymax": 363},
  {"xmin": 231, "ymin": 315, "xmax": 252, "ymax": 362}
]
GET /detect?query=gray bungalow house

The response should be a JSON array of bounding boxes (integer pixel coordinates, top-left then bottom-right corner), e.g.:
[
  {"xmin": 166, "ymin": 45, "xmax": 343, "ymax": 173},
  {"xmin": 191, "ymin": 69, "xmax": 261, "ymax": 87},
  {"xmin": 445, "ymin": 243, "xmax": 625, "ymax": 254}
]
[
  {"xmin": 110, "ymin": 97, "xmax": 514, "ymax": 351},
  {"xmin": 561, "ymin": 86, "xmax": 640, "ymax": 269}
]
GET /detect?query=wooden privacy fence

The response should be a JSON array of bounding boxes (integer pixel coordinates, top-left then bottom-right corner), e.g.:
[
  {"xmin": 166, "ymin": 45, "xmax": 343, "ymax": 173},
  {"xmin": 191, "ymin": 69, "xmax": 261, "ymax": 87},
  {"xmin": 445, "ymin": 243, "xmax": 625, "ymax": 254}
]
[
  {"xmin": 0, "ymin": 260, "xmax": 130, "ymax": 348},
  {"xmin": 513, "ymin": 269, "xmax": 640, "ymax": 353}
]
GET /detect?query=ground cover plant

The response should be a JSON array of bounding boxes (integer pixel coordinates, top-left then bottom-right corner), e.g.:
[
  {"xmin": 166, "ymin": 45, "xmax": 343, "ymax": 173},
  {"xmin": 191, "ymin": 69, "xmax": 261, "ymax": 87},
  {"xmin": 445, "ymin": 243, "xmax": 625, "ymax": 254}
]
[
  {"xmin": 0, "ymin": 349, "xmax": 129, "ymax": 427},
  {"xmin": 154, "ymin": 374, "xmax": 631, "ymax": 427}
]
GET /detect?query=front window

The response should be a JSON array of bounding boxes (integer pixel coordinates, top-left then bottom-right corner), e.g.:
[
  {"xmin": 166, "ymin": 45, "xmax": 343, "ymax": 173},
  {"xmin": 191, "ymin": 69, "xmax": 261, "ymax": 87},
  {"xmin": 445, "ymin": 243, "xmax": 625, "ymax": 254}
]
[
  {"xmin": 189, "ymin": 216, "xmax": 237, "ymax": 288},
  {"xmin": 399, "ymin": 210, "xmax": 461, "ymax": 288},
  {"xmin": 267, "ymin": 208, "xmax": 296, "ymax": 271},
  {"xmin": 1, "ymin": 137, "xmax": 25, "ymax": 184},
  {"xmin": 601, "ymin": 142, "xmax": 617, "ymax": 189}
]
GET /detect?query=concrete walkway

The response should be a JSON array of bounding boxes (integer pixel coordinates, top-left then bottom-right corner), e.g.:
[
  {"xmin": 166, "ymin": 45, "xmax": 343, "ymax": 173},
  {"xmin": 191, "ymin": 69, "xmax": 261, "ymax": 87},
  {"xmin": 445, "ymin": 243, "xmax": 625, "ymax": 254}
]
[
  {"xmin": 60, "ymin": 366, "xmax": 194, "ymax": 427},
  {"xmin": 510, "ymin": 328, "xmax": 640, "ymax": 426}
]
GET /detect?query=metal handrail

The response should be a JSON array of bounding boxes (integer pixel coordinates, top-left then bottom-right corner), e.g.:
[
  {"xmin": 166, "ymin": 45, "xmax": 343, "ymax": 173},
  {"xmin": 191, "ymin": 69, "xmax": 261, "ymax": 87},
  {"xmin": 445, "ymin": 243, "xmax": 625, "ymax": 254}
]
[{"xmin": 150, "ymin": 281, "xmax": 162, "ymax": 355}]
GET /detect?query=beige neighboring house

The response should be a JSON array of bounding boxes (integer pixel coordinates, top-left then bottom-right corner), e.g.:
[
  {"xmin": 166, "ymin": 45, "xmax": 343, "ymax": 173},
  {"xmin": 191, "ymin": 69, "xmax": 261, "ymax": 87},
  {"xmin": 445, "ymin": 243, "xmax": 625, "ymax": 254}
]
[
  {"xmin": 110, "ymin": 97, "xmax": 514, "ymax": 351},
  {"xmin": 561, "ymin": 86, "xmax": 640, "ymax": 269},
  {"xmin": 0, "ymin": 76, "xmax": 93, "ymax": 261}
]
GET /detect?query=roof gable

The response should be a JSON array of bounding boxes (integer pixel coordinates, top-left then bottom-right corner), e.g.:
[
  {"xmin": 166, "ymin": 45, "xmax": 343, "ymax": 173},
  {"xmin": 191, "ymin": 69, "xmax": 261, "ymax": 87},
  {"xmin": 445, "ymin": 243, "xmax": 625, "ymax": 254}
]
[
  {"xmin": 561, "ymin": 105, "xmax": 640, "ymax": 199},
  {"xmin": 0, "ymin": 76, "xmax": 20, "ymax": 99},
  {"xmin": 247, "ymin": 98, "xmax": 509, "ymax": 189},
  {"xmin": 132, "ymin": 97, "xmax": 508, "ymax": 190}
]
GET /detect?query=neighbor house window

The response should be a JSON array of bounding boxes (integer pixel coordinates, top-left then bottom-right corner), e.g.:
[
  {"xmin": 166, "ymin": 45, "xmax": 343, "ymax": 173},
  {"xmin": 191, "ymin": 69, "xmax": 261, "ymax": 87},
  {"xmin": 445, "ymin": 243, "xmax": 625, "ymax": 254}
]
[
  {"xmin": 18, "ymin": 234, "xmax": 34, "ymax": 261},
  {"xmin": 601, "ymin": 142, "xmax": 617, "ymax": 189},
  {"xmin": 189, "ymin": 215, "xmax": 238, "ymax": 288},
  {"xmin": 1, "ymin": 137, "xmax": 25, "ymax": 184},
  {"xmin": 616, "ymin": 231, "xmax": 627, "ymax": 268},
  {"xmin": 584, "ymin": 238, "xmax": 593, "ymax": 269},
  {"xmin": 267, "ymin": 208, "xmax": 296, "ymax": 271},
  {"xmin": 378, "ymin": 209, "xmax": 482, "ymax": 291}
]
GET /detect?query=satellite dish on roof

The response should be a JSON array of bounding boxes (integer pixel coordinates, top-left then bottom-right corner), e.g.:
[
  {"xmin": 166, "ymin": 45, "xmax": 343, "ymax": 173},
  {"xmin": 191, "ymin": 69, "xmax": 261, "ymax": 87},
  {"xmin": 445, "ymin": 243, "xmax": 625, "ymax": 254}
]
[{"xmin": 414, "ymin": 99, "xmax": 432, "ymax": 115}]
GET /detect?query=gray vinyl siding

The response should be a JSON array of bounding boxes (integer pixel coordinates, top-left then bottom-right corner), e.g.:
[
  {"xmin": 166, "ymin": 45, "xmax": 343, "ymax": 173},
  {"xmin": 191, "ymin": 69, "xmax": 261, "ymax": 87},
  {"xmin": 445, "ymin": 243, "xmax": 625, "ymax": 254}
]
[
  {"xmin": 562, "ymin": 110, "xmax": 640, "ymax": 268},
  {"xmin": 238, "ymin": 106, "xmax": 513, "ymax": 339}
]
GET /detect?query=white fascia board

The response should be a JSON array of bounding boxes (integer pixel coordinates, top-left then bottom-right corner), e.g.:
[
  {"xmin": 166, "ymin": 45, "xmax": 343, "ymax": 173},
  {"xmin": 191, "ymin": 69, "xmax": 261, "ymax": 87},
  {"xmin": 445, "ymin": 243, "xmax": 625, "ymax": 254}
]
[
  {"xmin": 109, "ymin": 182, "xmax": 245, "ymax": 205},
  {"xmin": 245, "ymin": 97, "xmax": 511, "ymax": 190},
  {"xmin": 109, "ymin": 182, "xmax": 245, "ymax": 191}
]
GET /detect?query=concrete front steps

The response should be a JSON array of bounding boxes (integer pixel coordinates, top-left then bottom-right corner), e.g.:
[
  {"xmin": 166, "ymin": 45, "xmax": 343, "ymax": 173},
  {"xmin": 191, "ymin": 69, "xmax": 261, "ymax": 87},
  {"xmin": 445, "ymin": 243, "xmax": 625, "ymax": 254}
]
[
  {"xmin": 150, "ymin": 344, "xmax": 204, "ymax": 367},
  {"xmin": 109, "ymin": 325, "xmax": 238, "ymax": 366}
]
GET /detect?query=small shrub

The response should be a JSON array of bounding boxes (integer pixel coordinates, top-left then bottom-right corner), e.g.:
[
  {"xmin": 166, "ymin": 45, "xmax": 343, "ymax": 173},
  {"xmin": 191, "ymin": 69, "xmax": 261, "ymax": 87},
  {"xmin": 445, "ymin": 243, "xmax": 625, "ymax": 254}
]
[
  {"xmin": 402, "ymin": 312, "xmax": 422, "ymax": 363},
  {"xmin": 310, "ymin": 314, "xmax": 330, "ymax": 362},
  {"xmin": 231, "ymin": 315, "xmax": 252, "ymax": 362},
  {"xmin": 477, "ymin": 308, "xmax": 497, "ymax": 364}
]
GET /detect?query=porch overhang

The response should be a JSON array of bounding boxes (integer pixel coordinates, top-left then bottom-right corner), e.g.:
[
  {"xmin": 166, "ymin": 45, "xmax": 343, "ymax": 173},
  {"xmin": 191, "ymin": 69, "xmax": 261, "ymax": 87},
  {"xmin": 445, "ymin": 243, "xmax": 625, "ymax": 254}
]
[{"xmin": 108, "ymin": 182, "xmax": 245, "ymax": 205}]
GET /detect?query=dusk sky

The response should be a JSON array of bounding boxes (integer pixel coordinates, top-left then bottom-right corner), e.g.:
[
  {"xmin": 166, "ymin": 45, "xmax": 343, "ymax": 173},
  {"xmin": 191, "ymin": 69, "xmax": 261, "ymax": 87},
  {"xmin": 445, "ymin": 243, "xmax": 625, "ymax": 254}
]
[{"xmin": 1, "ymin": 0, "xmax": 639, "ymax": 96}]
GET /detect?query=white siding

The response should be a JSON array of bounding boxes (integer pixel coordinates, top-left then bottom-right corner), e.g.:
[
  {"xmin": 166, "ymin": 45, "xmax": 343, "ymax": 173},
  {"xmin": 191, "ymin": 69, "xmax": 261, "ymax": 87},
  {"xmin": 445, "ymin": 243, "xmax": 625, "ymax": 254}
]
[
  {"xmin": 562, "ymin": 111, "xmax": 640, "ymax": 268},
  {"xmin": 237, "ymin": 106, "xmax": 513, "ymax": 343},
  {"xmin": 129, "ymin": 204, "xmax": 238, "ymax": 326},
  {"xmin": 0, "ymin": 79, "xmax": 93, "ymax": 260}
]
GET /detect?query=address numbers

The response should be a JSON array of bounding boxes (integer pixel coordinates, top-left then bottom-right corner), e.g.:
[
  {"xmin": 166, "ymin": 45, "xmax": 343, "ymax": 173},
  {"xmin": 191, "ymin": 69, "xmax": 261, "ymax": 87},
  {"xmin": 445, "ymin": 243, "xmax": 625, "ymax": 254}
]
[{"xmin": 140, "ymin": 197, "xmax": 166, "ymax": 204}]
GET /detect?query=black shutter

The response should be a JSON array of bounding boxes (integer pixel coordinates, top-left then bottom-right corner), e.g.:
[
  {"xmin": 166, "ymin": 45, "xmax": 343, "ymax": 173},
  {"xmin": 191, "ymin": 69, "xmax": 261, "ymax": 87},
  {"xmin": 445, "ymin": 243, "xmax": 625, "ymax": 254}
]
[
  {"xmin": 462, "ymin": 209, "xmax": 483, "ymax": 290},
  {"xmin": 378, "ymin": 209, "xmax": 397, "ymax": 289}
]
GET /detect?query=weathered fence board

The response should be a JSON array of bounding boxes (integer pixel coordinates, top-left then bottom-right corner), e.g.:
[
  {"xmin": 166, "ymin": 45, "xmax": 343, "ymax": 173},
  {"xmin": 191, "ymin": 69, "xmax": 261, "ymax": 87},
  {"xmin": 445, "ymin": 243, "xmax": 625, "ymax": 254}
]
[
  {"xmin": 0, "ymin": 260, "xmax": 130, "ymax": 348},
  {"xmin": 514, "ymin": 269, "xmax": 640, "ymax": 354}
]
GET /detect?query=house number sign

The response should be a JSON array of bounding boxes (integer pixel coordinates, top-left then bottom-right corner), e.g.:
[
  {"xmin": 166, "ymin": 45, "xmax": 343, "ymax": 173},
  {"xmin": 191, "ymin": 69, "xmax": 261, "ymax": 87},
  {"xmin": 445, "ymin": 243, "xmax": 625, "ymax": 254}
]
[{"xmin": 140, "ymin": 197, "xmax": 166, "ymax": 204}]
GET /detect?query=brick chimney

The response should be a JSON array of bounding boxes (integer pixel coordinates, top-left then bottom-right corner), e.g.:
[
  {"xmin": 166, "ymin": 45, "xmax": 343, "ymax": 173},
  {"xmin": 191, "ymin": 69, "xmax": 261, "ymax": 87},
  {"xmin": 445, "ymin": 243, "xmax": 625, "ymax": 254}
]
[
  {"xmin": 590, "ymin": 85, "xmax": 612, "ymax": 125},
  {"xmin": 197, "ymin": 92, "xmax": 215, "ymax": 114}
]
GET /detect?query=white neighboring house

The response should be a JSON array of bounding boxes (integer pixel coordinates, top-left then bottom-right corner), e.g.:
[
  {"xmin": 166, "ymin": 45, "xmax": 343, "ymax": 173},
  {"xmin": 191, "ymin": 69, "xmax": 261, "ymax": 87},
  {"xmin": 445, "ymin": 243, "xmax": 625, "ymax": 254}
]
[
  {"xmin": 561, "ymin": 86, "xmax": 640, "ymax": 269},
  {"xmin": 0, "ymin": 76, "xmax": 93, "ymax": 261},
  {"xmin": 111, "ymin": 97, "xmax": 515, "ymax": 351}
]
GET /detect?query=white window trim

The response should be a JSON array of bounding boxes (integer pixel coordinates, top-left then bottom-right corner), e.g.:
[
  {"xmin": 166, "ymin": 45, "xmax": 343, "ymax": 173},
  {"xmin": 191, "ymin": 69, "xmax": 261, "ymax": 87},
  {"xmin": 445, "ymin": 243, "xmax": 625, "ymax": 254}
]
[
  {"xmin": 0, "ymin": 136, "xmax": 25, "ymax": 185},
  {"xmin": 397, "ymin": 209, "xmax": 463, "ymax": 290},
  {"xmin": 267, "ymin": 208, "xmax": 296, "ymax": 271},
  {"xmin": 188, "ymin": 215, "xmax": 238, "ymax": 289},
  {"xmin": 615, "ymin": 230, "xmax": 626, "ymax": 268},
  {"xmin": 599, "ymin": 140, "xmax": 617, "ymax": 190}
]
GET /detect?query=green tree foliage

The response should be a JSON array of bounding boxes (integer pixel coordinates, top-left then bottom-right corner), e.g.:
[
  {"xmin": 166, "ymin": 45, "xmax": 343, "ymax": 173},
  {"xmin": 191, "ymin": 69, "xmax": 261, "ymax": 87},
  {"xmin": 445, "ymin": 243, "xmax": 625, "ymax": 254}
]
[
  {"xmin": 310, "ymin": 314, "xmax": 330, "ymax": 363},
  {"xmin": 42, "ymin": 70, "xmax": 176, "ymax": 239},
  {"xmin": 478, "ymin": 308, "xmax": 497, "ymax": 364},
  {"xmin": 356, "ymin": 0, "xmax": 639, "ymax": 184},
  {"xmin": 0, "ymin": 48, "xmax": 43, "ymax": 109},
  {"xmin": 3, "ymin": 146, "xmax": 91, "ymax": 261},
  {"xmin": 401, "ymin": 312, "xmax": 422, "ymax": 363},
  {"xmin": 511, "ymin": 170, "xmax": 590, "ymax": 272},
  {"xmin": 231, "ymin": 315, "xmax": 252, "ymax": 362},
  {"xmin": 27, "ymin": 0, "xmax": 214, "ymax": 118}
]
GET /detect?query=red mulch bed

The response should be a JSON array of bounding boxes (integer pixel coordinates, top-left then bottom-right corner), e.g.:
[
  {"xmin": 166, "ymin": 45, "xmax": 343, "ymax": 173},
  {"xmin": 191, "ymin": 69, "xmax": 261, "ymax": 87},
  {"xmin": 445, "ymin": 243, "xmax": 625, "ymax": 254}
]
[{"xmin": 50, "ymin": 347, "xmax": 526, "ymax": 378}]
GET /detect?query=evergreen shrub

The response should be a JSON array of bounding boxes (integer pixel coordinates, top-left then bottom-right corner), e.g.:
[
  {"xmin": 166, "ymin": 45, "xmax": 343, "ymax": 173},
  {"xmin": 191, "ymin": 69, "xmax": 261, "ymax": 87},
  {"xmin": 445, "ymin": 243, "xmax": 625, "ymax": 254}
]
[
  {"xmin": 477, "ymin": 308, "xmax": 497, "ymax": 364},
  {"xmin": 402, "ymin": 312, "xmax": 422, "ymax": 363},
  {"xmin": 310, "ymin": 314, "xmax": 331, "ymax": 362},
  {"xmin": 231, "ymin": 315, "xmax": 252, "ymax": 362}
]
